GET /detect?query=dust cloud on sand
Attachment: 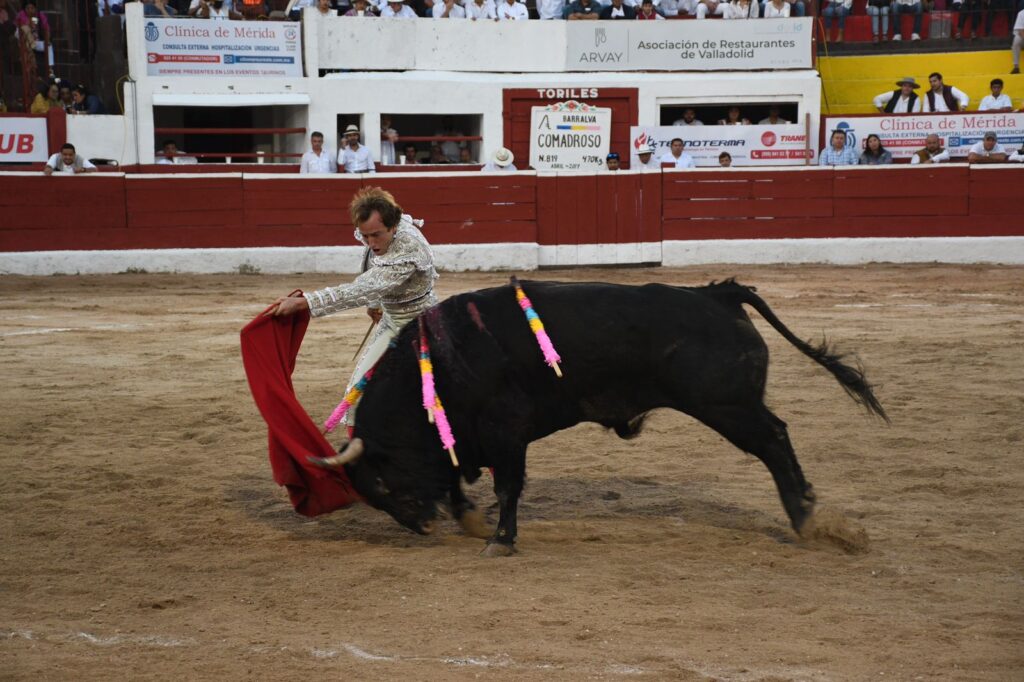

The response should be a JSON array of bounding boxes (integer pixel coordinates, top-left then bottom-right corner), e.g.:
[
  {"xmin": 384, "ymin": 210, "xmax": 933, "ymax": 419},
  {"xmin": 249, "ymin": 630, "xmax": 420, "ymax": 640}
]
[{"xmin": 1, "ymin": 264, "xmax": 1022, "ymax": 680}]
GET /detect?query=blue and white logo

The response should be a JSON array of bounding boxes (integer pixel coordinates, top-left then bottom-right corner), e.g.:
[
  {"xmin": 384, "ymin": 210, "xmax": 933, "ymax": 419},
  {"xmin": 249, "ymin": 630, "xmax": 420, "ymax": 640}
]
[
  {"xmin": 144, "ymin": 22, "xmax": 159, "ymax": 42},
  {"xmin": 835, "ymin": 120, "xmax": 857, "ymax": 150}
]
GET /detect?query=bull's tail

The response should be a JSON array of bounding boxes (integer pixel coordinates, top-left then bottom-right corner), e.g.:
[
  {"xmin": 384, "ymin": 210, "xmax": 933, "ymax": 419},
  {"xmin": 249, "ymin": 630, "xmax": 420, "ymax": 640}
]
[{"xmin": 734, "ymin": 284, "xmax": 889, "ymax": 423}]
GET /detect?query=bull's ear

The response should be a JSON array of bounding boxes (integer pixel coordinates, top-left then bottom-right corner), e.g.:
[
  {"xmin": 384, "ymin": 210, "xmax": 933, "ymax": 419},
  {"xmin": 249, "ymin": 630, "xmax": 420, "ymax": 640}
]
[{"xmin": 375, "ymin": 477, "xmax": 390, "ymax": 496}]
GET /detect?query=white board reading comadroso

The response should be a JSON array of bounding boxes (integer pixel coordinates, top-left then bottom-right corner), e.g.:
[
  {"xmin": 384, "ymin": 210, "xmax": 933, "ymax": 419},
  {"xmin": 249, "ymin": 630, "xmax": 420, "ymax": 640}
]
[
  {"xmin": 530, "ymin": 101, "xmax": 612, "ymax": 172},
  {"xmin": 144, "ymin": 18, "xmax": 303, "ymax": 77}
]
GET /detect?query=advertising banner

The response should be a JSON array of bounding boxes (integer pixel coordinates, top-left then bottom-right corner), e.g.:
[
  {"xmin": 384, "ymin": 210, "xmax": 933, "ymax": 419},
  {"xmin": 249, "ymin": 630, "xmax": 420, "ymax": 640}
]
[
  {"xmin": 822, "ymin": 112, "xmax": 1024, "ymax": 160},
  {"xmin": 629, "ymin": 124, "xmax": 814, "ymax": 167},
  {"xmin": 530, "ymin": 101, "xmax": 612, "ymax": 171},
  {"xmin": 566, "ymin": 18, "xmax": 812, "ymax": 72},
  {"xmin": 0, "ymin": 116, "xmax": 49, "ymax": 163},
  {"xmin": 144, "ymin": 18, "xmax": 303, "ymax": 78}
]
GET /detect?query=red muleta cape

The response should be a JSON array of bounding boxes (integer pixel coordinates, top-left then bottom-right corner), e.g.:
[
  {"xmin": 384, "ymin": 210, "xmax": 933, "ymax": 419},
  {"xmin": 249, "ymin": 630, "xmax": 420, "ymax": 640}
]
[{"xmin": 240, "ymin": 301, "xmax": 362, "ymax": 516}]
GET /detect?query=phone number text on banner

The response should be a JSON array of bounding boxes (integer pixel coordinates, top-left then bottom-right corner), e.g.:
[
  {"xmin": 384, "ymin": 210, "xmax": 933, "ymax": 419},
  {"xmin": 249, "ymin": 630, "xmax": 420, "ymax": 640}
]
[
  {"xmin": 630, "ymin": 125, "xmax": 815, "ymax": 167},
  {"xmin": 823, "ymin": 113, "xmax": 1024, "ymax": 159},
  {"xmin": 144, "ymin": 19, "xmax": 303, "ymax": 77}
]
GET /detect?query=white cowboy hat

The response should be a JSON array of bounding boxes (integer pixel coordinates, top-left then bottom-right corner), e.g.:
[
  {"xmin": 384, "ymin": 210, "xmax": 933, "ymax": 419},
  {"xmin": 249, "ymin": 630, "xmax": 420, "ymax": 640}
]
[
  {"xmin": 635, "ymin": 143, "xmax": 654, "ymax": 155},
  {"xmin": 344, "ymin": 124, "xmax": 360, "ymax": 135},
  {"xmin": 492, "ymin": 147, "xmax": 514, "ymax": 167}
]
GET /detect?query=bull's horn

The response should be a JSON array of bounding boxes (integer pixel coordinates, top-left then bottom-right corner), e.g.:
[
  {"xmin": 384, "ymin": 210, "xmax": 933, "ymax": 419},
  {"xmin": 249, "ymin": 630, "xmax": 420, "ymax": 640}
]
[{"xmin": 307, "ymin": 438, "xmax": 365, "ymax": 469}]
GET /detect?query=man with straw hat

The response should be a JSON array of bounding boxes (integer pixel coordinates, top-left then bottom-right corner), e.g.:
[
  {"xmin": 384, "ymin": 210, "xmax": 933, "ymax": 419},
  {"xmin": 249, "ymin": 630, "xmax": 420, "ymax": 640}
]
[
  {"xmin": 266, "ymin": 187, "xmax": 437, "ymax": 432},
  {"xmin": 481, "ymin": 147, "xmax": 517, "ymax": 172},
  {"xmin": 873, "ymin": 77, "xmax": 923, "ymax": 113}
]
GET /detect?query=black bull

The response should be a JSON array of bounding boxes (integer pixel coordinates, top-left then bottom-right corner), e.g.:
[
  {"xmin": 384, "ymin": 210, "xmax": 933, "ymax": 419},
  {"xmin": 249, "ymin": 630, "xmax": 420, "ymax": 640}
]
[{"xmin": 328, "ymin": 279, "xmax": 887, "ymax": 552}]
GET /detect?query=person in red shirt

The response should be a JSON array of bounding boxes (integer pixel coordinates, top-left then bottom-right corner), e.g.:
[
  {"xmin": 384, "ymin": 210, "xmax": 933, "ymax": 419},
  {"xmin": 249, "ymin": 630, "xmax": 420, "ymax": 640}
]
[{"xmin": 636, "ymin": 0, "xmax": 664, "ymax": 18}]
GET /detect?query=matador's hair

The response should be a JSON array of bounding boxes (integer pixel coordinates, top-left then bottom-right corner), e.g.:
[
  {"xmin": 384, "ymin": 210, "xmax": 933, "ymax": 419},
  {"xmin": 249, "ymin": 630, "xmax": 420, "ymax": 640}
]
[{"xmin": 350, "ymin": 186, "xmax": 404, "ymax": 230}]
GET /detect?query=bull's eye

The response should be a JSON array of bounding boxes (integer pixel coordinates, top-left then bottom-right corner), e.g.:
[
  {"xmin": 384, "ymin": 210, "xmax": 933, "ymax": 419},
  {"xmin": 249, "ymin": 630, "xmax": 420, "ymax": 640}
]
[{"xmin": 375, "ymin": 477, "xmax": 390, "ymax": 496}]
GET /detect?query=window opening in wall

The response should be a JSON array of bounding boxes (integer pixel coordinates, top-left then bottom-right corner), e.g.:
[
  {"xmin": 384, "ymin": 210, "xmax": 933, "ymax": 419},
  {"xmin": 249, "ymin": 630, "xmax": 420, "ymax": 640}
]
[
  {"xmin": 154, "ymin": 105, "xmax": 306, "ymax": 164},
  {"xmin": 382, "ymin": 114, "xmax": 483, "ymax": 166},
  {"xmin": 659, "ymin": 103, "xmax": 800, "ymax": 127}
]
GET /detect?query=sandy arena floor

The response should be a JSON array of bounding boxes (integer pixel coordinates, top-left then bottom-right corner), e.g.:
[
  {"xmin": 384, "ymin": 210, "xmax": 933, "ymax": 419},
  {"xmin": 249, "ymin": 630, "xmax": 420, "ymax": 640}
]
[{"xmin": 1, "ymin": 264, "xmax": 1022, "ymax": 680}]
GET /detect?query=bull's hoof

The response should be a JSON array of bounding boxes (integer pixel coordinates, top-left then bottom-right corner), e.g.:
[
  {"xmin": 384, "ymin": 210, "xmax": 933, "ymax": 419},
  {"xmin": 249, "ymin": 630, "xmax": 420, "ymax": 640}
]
[
  {"xmin": 458, "ymin": 508, "xmax": 493, "ymax": 539},
  {"xmin": 481, "ymin": 542, "xmax": 517, "ymax": 558}
]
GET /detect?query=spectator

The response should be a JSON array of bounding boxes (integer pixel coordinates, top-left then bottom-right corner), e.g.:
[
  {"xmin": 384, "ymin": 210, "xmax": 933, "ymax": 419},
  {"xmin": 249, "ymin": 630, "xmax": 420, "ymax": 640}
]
[
  {"xmin": 636, "ymin": 0, "xmax": 664, "ymax": 17},
  {"xmin": 636, "ymin": 0, "xmax": 664, "ymax": 16},
  {"xmin": 892, "ymin": 0, "xmax": 922, "ymax": 41},
  {"xmin": 763, "ymin": 0, "xmax": 790, "ymax": 17},
  {"xmin": 288, "ymin": 0, "xmax": 314, "ymax": 19},
  {"xmin": 865, "ymin": 0, "xmax": 890, "ymax": 42},
  {"xmin": 601, "ymin": 0, "xmax": 636, "ymax": 17},
  {"xmin": 923, "ymin": 72, "xmax": 969, "ymax": 112},
  {"xmin": 537, "ymin": 0, "xmax": 565, "ymax": 18},
  {"xmin": 910, "ymin": 133, "xmax": 950, "ymax": 164},
  {"xmin": 380, "ymin": 0, "xmax": 416, "ymax": 15},
  {"xmin": 979, "ymin": 78, "xmax": 1013, "ymax": 111},
  {"xmin": 605, "ymin": 152, "xmax": 621, "ymax": 170},
  {"xmin": 657, "ymin": 0, "xmax": 695, "ymax": 16},
  {"xmin": 718, "ymin": 151, "xmax": 732, "ymax": 167},
  {"xmin": 760, "ymin": 0, "xmax": 803, "ymax": 16},
  {"xmin": 58, "ymin": 84, "xmax": 74, "ymax": 113},
  {"xmin": 191, "ymin": 0, "xmax": 242, "ymax": 17},
  {"xmin": 459, "ymin": 147, "xmax": 475, "ymax": 163},
  {"xmin": 70, "ymin": 85, "xmax": 106, "ymax": 115},
  {"xmin": 672, "ymin": 108, "xmax": 704, "ymax": 126},
  {"xmin": 821, "ymin": 0, "xmax": 852, "ymax": 42},
  {"xmin": 718, "ymin": 106, "xmax": 750, "ymax": 125},
  {"xmin": 43, "ymin": 143, "xmax": 97, "ymax": 175},
  {"xmin": 659, "ymin": 138, "xmax": 697, "ymax": 168},
  {"xmin": 15, "ymin": 0, "xmax": 50, "ymax": 78},
  {"xmin": 401, "ymin": 143, "xmax": 420, "ymax": 163},
  {"xmin": 565, "ymin": 0, "xmax": 601, "ymax": 19},
  {"xmin": 299, "ymin": 131, "xmax": 337, "ymax": 173},
  {"xmin": 497, "ymin": 0, "xmax": 529, "ymax": 18},
  {"xmin": 344, "ymin": 0, "xmax": 375, "ymax": 14},
  {"xmin": 696, "ymin": 0, "xmax": 724, "ymax": 17},
  {"xmin": 954, "ymin": 0, "xmax": 989, "ymax": 39},
  {"xmin": 635, "ymin": 143, "xmax": 659, "ymax": 169},
  {"xmin": 143, "ymin": 0, "xmax": 177, "ymax": 16},
  {"xmin": 157, "ymin": 140, "xmax": 198, "ymax": 165},
  {"xmin": 339, "ymin": 124, "xmax": 376, "ymax": 173},
  {"xmin": 481, "ymin": 147, "xmax": 516, "ymax": 171},
  {"xmin": 858, "ymin": 134, "xmax": 892, "ymax": 165},
  {"xmin": 1013, "ymin": 8, "xmax": 1022, "ymax": 74},
  {"xmin": 466, "ymin": 0, "xmax": 498, "ymax": 18},
  {"xmin": 722, "ymin": 0, "xmax": 758, "ymax": 17},
  {"xmin": 29, "ymin": 82, "xmax": 59, "ymax": 114},
  {"xmin": 819, "ymin": 129, "xmax": 858, "ymax": 166},
  {"xmin": 314, "ymin": 0, "xmax": 337, "ymax": 15},
  {"xmin": 435, "ymin": 117, "xmax": 463, "ymax": 161},
  {"xmin": 380, "ymin": 115, "xmax": 398, "ymax": 164},
  {"xmin": 433, "ymin": 0, "xmax": 466, "ymax": 16},
  {"xmin": 758, "ymin": 105, "xmax": 790, "ymax": 124},
  {"xmin": 1008, "ymin": 144, "xmax": 1024, "ymax": 162},
  {"xmin": 968, "ymin": 132, "xmax": 1009, "ymax": 163},
  {"xmin": 429, "ymin": 145, "xmax": 450, "ymax": 164},
  {"xmin": 873, "ymin": 76, "xmax": 923, "ymax": 113}
]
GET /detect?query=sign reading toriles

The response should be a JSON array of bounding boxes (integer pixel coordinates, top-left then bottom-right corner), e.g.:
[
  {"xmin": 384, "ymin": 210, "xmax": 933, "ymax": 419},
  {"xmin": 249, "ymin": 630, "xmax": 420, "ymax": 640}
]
[
  {"xmin": 822, "ymin": 112, "xmax": 1024, "ymax": 159},
  {"xmin": 0, "ymin": 116, "xmax": 49, "ymax": 163},
  {"xmin": 530, "ymin": 101, "xmax": 612, "ymax": 171},
  {"xmin": 566, "ymin": 19, "xmax": 812, "ymax": 72},
  {"xmin": 630, "ymin": 125, "xmax": 814, "ymax": 167},
  {"xmin": 144, "ymin": 18, "xmax": 302, "ymax": 78}
]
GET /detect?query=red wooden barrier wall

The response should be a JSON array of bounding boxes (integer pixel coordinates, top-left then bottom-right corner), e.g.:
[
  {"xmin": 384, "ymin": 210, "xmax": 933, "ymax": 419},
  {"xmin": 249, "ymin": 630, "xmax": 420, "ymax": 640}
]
[{"xmin": 1, "ymin": 167, "xmax": 1022, "ymax": 254}]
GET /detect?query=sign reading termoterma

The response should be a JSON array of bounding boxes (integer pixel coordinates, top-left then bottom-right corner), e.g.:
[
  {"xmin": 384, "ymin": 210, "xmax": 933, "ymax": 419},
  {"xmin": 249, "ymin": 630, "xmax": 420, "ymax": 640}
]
[
  {"xmin": 144, "ymin": 19, "xmax": 302, "ymax": 77},
  {"xmin": 530, "ymin": 101, "xmax": 612, "ymax": 171},
  {"xmin": 630, "ymin": 125, "xmax": 815, "ymax": 166},
  {"xmin": 567, "ymin": 19, "xmax": 812, "ymax": 71}
]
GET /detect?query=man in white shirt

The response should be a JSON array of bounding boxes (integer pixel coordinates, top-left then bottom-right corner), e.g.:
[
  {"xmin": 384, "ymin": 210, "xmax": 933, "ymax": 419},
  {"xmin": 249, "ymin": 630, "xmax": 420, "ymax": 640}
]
[
  {"xmin": 380, "ymin": 0, "xmax": 417, "ymax": 17},
  {"xmin": 43, "ymin": 144, "xmax": 97, "ymax": 175},
  {"xmin": 339, "ymin": 125, "xmax": 376, "ymax": 173},
  {"xmin": 497, "ymin": 0, "xmax": 529, "ymax": 19},
  {"xmin": 379, "ymin": 116, "xmax": 398, "ymax": 165},
  {"xmin": 978, "ymin": 78, "xmax": 1013, "ymax": 112},
  {"xmin": 923, "ymin": 72, "xmax": 969, "ymax": 112},
  {"xmin": 967, "ymin": 132, "xmax": 1009, "ymax": 164},
  {"xmin": 873, "ymin": 77, "xmax": 923, "ymax": 113},
  {"xmin": 466, "ymin": 0, "xmax": 498, "ymax": 18},
  {"xmin": 481, "ymin": 147, "xmax": 517, "ymax": 171},
  {"xmin": 672, "ymin": 108, "xmax": 704, "ymax": 126},
  {"xmin": 758, "ymin": 105, "xmax": 791, "ymax": 124},
  {"xmin": 299, "ymin": 131, "xmax": 338, "ymax": 174},
  {"xmin": 433, "ymin": 0, "xmax": 466, "ymax": 17},
  {"xmin": 1012, "ymin": 8, "xmax": 1023, "ymax": 74},
  {"xmin": 156, "ymin": 140, "xmax": 198, "ymax": 165},
  {"xmin": 536, "ymin": 0, "xmax": 565, "ymax": 18},
  {"xmin": 910, "ymin": 133, "xmax": 951, "ymax": 164},
  {"xmin": 659, "ymin": 138, "xmax": 697, "ymax": 168}
]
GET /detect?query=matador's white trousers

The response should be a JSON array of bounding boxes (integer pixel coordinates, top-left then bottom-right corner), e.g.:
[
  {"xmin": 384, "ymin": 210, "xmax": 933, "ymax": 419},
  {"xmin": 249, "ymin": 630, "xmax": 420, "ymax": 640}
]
[{"xmin": 343, "ymin": 309, "xmax": 421, "ymax": 427}]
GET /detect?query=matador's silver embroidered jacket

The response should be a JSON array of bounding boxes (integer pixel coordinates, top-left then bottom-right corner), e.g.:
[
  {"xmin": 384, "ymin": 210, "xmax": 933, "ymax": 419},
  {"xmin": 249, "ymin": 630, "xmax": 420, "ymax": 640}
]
[{"xmin": 303, "ymin": 214, "xmax": 438, "ymax": 320}]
